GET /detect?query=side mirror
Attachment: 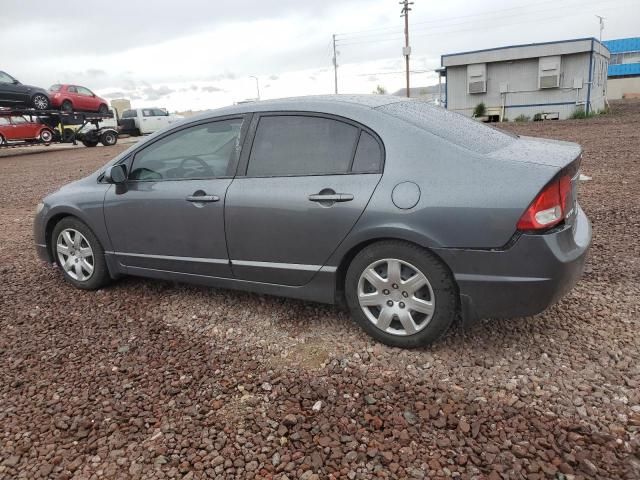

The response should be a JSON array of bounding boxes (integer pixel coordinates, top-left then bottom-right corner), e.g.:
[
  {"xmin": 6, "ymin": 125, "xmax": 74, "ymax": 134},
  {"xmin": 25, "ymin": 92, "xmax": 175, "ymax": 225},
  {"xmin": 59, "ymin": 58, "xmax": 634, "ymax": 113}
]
[
  {"xmin": 12, "ymin": 79, "xmax": 20, "ymax": 85},
  {"xmin": 104, "ymin": 164, "xmax": 127, "ymax": 184}
]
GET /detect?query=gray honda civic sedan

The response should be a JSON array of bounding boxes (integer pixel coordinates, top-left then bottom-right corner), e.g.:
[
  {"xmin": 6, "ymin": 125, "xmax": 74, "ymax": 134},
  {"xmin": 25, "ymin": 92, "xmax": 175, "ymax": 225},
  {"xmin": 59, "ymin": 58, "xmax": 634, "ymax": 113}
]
[{"xmin": 34, "ymin": 95, "xmax": 591, "ymax": 348}]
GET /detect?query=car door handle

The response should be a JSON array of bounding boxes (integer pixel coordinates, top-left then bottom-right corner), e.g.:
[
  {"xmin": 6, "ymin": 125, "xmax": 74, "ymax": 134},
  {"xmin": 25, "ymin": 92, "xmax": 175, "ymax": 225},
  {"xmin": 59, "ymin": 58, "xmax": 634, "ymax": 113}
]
[
  {"xmin": 308, "ymin": 193, "xmax": 354, "ymax": 202},
  {"xmin": 186, "ymin": 194, "xmax": 219, "ymax": 202}
]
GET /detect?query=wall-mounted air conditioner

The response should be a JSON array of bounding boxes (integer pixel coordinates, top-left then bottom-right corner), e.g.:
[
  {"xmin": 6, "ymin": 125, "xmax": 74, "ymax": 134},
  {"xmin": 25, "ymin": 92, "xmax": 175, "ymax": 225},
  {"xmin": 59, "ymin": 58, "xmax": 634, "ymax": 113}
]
[
  {"xmin": 467, "ymin": 63, "xmax": 487, "ymax": 94},
  {"xmin": 539, "ymin": 56, "xmax": 561, "ymax": 89}
]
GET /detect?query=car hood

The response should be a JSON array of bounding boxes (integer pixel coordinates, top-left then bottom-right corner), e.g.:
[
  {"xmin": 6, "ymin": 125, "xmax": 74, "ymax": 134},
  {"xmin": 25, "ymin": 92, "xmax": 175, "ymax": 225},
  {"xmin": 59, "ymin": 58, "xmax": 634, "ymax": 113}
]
[{"xmin": 488, "ymin": 135, "xmax": 582, "ymax": 169}]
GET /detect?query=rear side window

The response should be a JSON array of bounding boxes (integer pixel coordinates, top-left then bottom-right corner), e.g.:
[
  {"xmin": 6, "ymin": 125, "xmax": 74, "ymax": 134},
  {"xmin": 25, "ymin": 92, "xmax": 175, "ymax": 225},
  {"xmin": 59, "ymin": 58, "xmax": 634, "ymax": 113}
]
[
  {"xmin": 142, "ymin": 109, "xmax": 154, "ymax": 117},
  {"xmin": 352, "ymin": 131, "xmax": 383, "ymax": 173},
  {"xmin": 247, "ymin": 115, "xmax": 358, "ymax": 176},
  {"xmin": 49, "ymin": 84, "xmax": 62, "ymax": 92},
  {"xmin": 67, "ymin": 86, "xmax": 78, "ymax": 93},
  {"xmin": 0, "ymin": 117, "xmax": 9, "ymax": 125}
]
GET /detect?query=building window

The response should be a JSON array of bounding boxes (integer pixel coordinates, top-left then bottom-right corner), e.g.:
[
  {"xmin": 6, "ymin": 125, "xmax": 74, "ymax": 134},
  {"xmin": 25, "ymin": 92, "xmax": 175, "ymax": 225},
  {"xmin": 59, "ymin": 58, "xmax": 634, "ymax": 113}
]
[
  {"xmin": 539, "ymin": 56, "xmax": 561, "ymax": 89},
  {"xmin": 466, "ymin": 63, "xmax": 486, "ymax": 94}
]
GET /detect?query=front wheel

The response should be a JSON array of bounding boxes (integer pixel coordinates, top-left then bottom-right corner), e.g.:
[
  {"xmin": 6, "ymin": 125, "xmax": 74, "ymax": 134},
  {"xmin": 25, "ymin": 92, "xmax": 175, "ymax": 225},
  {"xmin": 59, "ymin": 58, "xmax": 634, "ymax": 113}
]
[
  {"xmin": 51, "ymin": 217, "xmax": 110, "ymax": 290},
  {"xmin": 100, "ymin": 131, "xmax": 117, "ymax": 146},
  {"xmin": 32, "ymin": 94, "xmax": 50, "ymax": 110},
  {"xmin": 82, "ymin": 140, "xmax": 98, "ymax": 147},
  {"xmin": 345, "ymin": 241, "xmax": 458, "ymax": 348}
]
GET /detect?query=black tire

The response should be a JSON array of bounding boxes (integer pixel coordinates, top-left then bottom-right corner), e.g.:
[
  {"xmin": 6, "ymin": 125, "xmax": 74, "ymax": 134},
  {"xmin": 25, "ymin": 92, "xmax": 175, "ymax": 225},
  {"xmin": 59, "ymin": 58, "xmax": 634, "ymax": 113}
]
[
  {"xmin": 32, "ymin": 93, "xmax": 50, "ymax": 110},
  {"xmin": 60, "ymin": 100, "xmax": 73, "ymax": 113},
  {"xmin": 345, "ymin": 240, "xmax": 458, "ymax": 348},
  {"xmin": 39, "ymin": 128, "xmax": 53, "ymax": 143},
  {"xmin": 98, "ymin": 104, "xmax": 109, "ymax": 114},
  {"xmin": 82, "ymin": 140, "xmax": 98, "ymax": 147},
  {"xmin": 51, "ymin": 217, "xmax": 110, "ymax": 290},
  {"xmin": 0, "ymin": 134, "xmax": 5, "ymax": 146},
  {"xmin": 100, "ymin": 131, "xmax": 117, "ymax": 146}
]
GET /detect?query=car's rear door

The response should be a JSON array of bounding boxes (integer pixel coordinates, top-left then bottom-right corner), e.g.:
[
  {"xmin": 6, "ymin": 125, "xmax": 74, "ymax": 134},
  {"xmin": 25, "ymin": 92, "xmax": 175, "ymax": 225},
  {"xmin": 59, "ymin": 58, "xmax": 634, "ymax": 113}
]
[
  {"xmin": 103, "ymin": 115, "xmax": 248, "ymax": 278},
  {"xmin": 225, "ymin": 113, "xmax": 384, "ymax": 286}
]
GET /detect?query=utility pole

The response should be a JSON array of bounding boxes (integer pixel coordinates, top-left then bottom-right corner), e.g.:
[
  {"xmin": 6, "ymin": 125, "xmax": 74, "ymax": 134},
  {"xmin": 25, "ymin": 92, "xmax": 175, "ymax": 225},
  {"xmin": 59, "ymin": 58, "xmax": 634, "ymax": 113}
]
[
  {"xmin": 249, "ymin": 76, "xmax": 260, "ymax": 100},
  {"xmin": 332, "ymin": 34, "xmax": 338, "ymax": 94},
  {"xmin": 595, "ymin": 15, "xmax": 605, "ymax": 42},
  {"xmin": 400, "ymin": 0, "xmax": 414, "ymax": 97}
]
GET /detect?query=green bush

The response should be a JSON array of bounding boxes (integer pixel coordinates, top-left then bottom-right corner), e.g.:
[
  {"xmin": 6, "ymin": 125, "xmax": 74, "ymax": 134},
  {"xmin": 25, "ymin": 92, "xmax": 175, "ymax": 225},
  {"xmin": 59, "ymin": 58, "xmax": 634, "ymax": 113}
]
[
  {"xmin": 533, "ymin": 113, "xmax": 543, "ymax": 121},
  {"xmin": 569, "ymin": 109, "xmax": 597, "ymax": 119},
  {"xmin": 473, "ymin": 103, "xmax": 486, "ymax": 117},
  {"xmin": 514, "ymin": 114, "xmax": 530, "ymax": 122}
]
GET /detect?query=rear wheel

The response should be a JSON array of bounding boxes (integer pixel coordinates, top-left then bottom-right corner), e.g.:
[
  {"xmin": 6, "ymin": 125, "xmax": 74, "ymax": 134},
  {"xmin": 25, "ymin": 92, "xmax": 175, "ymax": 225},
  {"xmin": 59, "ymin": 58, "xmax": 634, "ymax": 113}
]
[
  {"xmin": 32, "ymin": 94, "xmax": 50, "ymax": 110},
  {"xmin": 345, "ymin": 241, "xmax": 458, "ymax": 348},
  {"xmin": 82, "ymin": 140, "xmax": 98, "ymax": 147},
  {"xmin": 39, "ymin": 128, "xmax": 53, "ymax": 143},
  {"xmin": 60, "ymin": 100, "xmax": 73, "ymax": 112},
  {"xmin": 51, "ymin": 217, "xmax": 110, "ymax": 290}
]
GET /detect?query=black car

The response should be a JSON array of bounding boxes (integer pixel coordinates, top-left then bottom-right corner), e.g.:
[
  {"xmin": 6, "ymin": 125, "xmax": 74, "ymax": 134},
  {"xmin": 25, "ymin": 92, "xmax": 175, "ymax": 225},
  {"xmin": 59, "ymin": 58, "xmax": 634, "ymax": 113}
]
[{"xmin": 0, "ymin": 71, "xmax": 50, "ymax": 110}]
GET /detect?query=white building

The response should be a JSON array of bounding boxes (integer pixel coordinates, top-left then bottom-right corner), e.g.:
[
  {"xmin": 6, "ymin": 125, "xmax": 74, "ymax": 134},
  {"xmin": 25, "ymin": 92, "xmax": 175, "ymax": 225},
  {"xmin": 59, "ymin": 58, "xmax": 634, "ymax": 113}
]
[{"xmin": 441, "ymin": 38, "xmax": 610, "ymax": 121}]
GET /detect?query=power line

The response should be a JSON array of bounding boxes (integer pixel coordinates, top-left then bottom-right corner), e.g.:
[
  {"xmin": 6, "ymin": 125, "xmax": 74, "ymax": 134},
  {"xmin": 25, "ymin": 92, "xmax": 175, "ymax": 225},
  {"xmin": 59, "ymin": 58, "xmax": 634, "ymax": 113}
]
[
  {"xmin": 335, "ymin": 0, "xmax": 629, "ymax": 44},
  {"xmin": 335, "ymin": 0, "xmax": 633, "ymax": 47}
]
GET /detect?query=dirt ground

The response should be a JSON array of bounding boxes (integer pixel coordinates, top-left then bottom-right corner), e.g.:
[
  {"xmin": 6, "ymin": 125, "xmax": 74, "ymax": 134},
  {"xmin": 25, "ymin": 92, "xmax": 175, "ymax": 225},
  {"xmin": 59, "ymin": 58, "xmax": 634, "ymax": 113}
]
[{"xmin": 0, "ymin": 101, "xmax": 638, "ymax": 480}]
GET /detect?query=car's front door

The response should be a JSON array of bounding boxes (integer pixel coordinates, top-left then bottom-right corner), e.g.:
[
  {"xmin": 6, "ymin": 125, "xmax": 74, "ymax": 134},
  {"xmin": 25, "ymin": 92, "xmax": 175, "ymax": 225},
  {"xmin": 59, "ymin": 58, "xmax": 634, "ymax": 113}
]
[
  {"xmin": 8, "ymin": 116, "xmax": 31, "ymax": 139},
  {"xmin": 0, "ymin": 72, "xmax": 26, "ymax": 105},
  {"xmin": 103, "ymin": 116, "xmax": 247, "ymax": 277},
  {"xmin": 225, "ymin": 113, "xmax": 384, "ymax": 286},
  {"xmin": 76, "ymin": 86, "xmax": 96, "ymax": 111}
]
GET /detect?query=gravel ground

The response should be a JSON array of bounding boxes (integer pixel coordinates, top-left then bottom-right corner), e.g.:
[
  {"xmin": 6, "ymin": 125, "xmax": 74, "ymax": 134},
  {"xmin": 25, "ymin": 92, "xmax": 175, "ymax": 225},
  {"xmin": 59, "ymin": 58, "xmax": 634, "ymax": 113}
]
[{"xmin": 1, "ymin": 101, "xmax": 638, "ymax": 480}]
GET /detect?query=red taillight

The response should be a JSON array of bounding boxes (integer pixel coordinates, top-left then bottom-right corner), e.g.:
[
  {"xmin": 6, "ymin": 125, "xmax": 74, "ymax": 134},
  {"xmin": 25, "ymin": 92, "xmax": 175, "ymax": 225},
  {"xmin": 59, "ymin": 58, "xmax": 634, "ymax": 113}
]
[{"xmin": 517, "ymin": 174, "xmax": 572, "ymax": 230}]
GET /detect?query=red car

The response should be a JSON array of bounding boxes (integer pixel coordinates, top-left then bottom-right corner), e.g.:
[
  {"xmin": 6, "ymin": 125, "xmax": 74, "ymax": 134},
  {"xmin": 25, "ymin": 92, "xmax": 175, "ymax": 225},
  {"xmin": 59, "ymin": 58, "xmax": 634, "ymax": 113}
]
[
  {"xmin": 0, "ymin": 115, "xmax": 54, "ymax": 144},
  {"xmin": 49, "ymin": 84, "xmax": 109, "ymax": 113}
]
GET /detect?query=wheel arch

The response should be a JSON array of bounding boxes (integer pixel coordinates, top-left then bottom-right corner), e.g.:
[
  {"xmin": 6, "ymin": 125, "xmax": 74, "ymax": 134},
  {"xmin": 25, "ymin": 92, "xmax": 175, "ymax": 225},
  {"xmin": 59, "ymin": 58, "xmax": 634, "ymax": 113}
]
[{"xmin": 333, "ymin": 236, "xmax": 458, "ymax": 305}]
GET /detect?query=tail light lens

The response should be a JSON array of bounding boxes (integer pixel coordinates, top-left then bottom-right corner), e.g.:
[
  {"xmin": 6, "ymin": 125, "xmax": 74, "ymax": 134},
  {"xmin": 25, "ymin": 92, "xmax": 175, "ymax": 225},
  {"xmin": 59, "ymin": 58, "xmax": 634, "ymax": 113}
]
[{"xmin": 517, "ymin": 174, "xmax": 572, "ymax": 230}]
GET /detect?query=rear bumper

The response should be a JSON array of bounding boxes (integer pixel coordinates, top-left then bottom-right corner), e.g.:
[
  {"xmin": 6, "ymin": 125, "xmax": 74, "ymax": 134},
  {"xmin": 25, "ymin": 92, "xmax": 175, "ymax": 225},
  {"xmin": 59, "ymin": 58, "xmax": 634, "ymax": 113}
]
[{"xmin": 435, "ymin": 205, "xmax": 591, "ymax": 322}]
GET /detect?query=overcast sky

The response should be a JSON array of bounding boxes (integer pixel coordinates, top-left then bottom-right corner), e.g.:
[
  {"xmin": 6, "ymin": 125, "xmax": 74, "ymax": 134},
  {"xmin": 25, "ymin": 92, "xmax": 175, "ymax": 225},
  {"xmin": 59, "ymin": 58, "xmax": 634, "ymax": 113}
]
[{"xmin": 1, "ymin": 0, "xmax": 638, "ymax": 111}]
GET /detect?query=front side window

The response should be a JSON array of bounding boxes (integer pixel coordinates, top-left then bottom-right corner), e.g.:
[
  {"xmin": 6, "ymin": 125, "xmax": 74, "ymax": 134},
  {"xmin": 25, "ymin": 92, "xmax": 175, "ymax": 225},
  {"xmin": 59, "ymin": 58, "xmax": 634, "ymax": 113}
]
[
  {"xmin": 0, "ymin": 72, "xmax": 15, "ymax": 84},
  {"xmin": 152, "ymin": 108, "xmax": 168, "ymax": 116},
  {"xmin": 129, "ymin": 119, "xmax": 243, "ymax": 181},
  {"xmin": 122, "ymin": 110, "xmax": 136, "ymax": 118},
  {"xmin": 77, "ymin": 86, "xmax": 93, "ymax": 96},
  {"xmin": 142, "ymin": 109, "xmax": 154, "ymax": 117},
  {"xmin": 11, "ymin": 116, "xmax": 27, "ymax": 125},
  {"xmin": 247, "ymin": 115, "xmax": 359, "ymax": 176}
]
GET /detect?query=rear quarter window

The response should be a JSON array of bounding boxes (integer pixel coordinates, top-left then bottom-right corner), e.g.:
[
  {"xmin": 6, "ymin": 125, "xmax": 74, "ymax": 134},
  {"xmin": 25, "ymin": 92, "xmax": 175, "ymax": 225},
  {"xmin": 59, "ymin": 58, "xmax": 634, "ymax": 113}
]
[{"xmin": 378, "ymin": 101, "xmax": 516, "ymax": 154}]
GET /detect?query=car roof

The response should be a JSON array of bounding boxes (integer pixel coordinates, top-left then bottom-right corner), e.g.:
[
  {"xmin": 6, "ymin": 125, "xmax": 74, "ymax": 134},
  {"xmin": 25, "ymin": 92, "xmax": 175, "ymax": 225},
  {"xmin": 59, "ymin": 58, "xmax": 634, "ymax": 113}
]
[{"xmin": 187, "ymin": 94, "xmax": 407, "ymax": 122}]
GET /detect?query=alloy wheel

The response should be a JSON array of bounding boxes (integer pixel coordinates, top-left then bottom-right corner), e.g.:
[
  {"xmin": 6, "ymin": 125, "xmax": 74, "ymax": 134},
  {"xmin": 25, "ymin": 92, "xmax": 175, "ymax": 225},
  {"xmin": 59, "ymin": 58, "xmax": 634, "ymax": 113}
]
[
  {"xmin": 33, "ymin": 94, "xmax": 48, "ymax": 110},
  {"xmin": 56, "ymin": 228, "xmax": 94, "ymax": 281},
  {"xmin": 357, "ymin": 258, "xmax": 435, "ymax": 336}
]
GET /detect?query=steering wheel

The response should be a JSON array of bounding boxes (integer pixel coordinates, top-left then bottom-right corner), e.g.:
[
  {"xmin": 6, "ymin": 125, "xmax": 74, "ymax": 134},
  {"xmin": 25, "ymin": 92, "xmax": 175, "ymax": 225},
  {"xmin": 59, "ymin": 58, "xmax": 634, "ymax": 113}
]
[
  {"xmin": 179, "ymin": 156, "xmax": 215, "ymax": 177},
  {"xmin": 130, "ymin": 167, "xmax": 162, "ymax": 181}
]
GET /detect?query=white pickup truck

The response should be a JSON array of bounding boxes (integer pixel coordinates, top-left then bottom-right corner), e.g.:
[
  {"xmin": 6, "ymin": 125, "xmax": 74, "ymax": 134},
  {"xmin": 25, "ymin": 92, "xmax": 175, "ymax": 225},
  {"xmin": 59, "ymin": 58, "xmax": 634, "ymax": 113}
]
[{"xmin": 118, "ymin": 108, "xmax": 182, "ymax": 135}]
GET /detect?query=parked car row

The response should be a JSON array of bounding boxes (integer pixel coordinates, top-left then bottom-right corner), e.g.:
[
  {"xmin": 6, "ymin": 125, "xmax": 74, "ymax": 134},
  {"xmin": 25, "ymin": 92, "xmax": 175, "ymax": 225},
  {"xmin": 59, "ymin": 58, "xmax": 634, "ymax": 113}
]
[{"xmin": 0, "ymin": 70, "xmax": 109, "ymax": 113}]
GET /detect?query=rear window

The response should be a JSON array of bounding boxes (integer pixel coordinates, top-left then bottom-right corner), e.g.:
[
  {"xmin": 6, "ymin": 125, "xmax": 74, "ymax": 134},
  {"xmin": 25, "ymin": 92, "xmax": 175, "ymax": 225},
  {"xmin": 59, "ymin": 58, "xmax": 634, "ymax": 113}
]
[
  {"xmin": 49, "ymin": 84, "xmax": 62, "ymax": 92},
  {"xmin": 378, "ymin": 101, "xmax": 516, "ymax": 154},
  {"xmin": 122, "ymin": 110, "xmax": 136, "ymax": 118}
]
